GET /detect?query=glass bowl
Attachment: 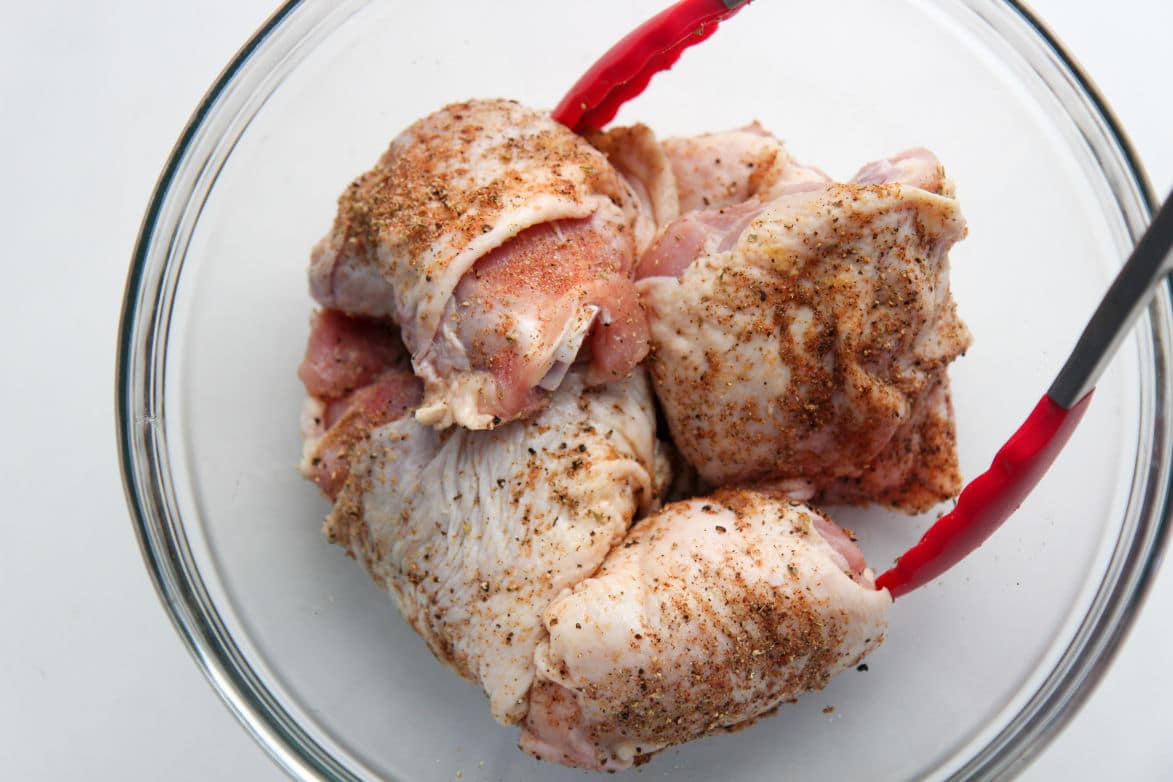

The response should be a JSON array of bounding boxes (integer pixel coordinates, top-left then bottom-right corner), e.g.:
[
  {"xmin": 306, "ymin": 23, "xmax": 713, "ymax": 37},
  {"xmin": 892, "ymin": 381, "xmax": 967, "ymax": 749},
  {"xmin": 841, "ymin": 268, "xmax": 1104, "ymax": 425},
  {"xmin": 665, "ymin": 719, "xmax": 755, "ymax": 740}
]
[{"xmin": 117, "ymin": 1, "xmax": 1167, "ymax": 780}]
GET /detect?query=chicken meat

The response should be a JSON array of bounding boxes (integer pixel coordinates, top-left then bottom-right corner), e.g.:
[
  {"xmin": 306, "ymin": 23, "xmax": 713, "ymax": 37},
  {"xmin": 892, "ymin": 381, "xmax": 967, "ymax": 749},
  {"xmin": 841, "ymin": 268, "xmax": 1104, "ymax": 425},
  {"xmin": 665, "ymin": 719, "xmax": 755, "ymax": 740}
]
[
  {"xmin": 520, "ymin": 489, "xmax": 891, "ymax": 770},
  {"xmin": 635, "ymin": 150, "xmax": 970, "ymax": 511},
  {"xmin": 309, "ymin": 99, "xmax": 653, "ymax": 430},
  {"xmin": 321, "ymin": 366, "xmax": 667, "ymax": 724},
  {"xmin": 298, "ymin": 309, "xmax": 423, "ymax": 499}
]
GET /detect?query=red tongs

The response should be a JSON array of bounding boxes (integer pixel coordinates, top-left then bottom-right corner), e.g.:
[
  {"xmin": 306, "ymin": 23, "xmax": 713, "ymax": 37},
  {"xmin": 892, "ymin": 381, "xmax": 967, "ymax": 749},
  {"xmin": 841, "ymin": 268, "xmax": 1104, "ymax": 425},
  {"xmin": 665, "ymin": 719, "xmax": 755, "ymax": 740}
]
[
  {"xmin": 553, "ymin": 0, "xmax": 1173, "ymax": 599},
  {"xmin": 551, "ymin": 0, "xmax": 753, "ymax": 133}
]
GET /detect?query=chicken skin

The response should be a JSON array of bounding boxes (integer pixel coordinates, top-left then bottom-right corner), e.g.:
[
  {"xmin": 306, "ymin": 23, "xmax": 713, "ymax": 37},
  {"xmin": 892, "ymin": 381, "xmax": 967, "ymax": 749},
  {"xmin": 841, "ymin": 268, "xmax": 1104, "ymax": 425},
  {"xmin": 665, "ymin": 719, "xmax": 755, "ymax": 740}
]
[
  {"xmin": 662, "ymin": 123, "xmax": 830, "ymax": 212},
  {"xmin": 520, "ymin": 489, "xmax": 891, "ymax": 770},
  {"xmin": 587, "ymin": 123, "xmax": 680, "ymax": 248},
  {"xmin": 636, "ymin": 151, "xmax": 970, "ymax": 511},
  {"xmin": 309, "ymin": 99, "xmax": 652, "ymax": 430},
  {"xmin": 321, "ymin": 367, "xmax": 666, "ymax": 724}
]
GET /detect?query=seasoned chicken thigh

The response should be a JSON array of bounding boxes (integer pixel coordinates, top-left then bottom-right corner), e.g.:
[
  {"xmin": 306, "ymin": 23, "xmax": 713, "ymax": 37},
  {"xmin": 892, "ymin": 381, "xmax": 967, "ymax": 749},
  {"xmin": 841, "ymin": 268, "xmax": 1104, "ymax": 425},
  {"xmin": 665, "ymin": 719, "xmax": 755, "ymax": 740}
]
[
  {"xmin": 636, "ymin": 152, "xmax": 970, "ymax": 511},
  {"xmin": 520, "ymin": 489, "xmax": 891, "ymax": 770},
  {"xmin": 322, "ymin": 367, "xmax": 666, "ymax": 724},
  {"xmin": 309, "ymin": 99, "xmax": 652, "ymax": 430}
]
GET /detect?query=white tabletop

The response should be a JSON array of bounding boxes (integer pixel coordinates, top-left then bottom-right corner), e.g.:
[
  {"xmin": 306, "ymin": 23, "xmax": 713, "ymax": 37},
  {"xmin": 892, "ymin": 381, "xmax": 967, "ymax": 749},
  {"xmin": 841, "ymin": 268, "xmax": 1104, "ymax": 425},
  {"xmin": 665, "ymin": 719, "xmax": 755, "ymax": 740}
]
[{"xmin": 2, "ymin": 1, "xmax": 1169, "ymax": 779}]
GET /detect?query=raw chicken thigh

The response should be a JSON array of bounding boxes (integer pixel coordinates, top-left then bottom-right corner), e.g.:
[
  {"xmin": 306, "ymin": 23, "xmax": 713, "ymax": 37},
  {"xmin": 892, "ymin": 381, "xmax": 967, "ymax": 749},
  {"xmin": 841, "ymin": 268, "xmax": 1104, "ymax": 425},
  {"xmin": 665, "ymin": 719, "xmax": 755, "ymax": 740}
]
[
  {"xmin": 322, "ymin": 367, "xmax": 666, "ymax": 723},
  {"xmin": 520, "ymin": 489, "xmax": 891, "ymax": 770},
  {"xmin": 636, "ymin": 151, "xmax": 970, "ymax": 511},
  {"xmin": 310, "ymin": 99, "xmax": 651, "ymax": 430}
]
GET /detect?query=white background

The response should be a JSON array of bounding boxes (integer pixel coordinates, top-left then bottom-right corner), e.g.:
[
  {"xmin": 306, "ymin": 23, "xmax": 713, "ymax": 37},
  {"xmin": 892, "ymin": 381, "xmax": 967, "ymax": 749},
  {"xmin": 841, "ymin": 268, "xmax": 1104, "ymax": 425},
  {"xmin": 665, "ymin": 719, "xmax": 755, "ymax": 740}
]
[{"xmin": 1, "ymin": 1, "xmax": 1170, "ymax": 779}]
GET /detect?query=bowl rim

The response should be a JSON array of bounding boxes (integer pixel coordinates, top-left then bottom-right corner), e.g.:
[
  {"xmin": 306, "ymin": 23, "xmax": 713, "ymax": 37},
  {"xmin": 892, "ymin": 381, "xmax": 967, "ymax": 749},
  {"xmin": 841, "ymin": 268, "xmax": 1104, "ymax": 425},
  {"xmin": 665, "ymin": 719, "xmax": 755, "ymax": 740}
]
[{"xmin": 115, "ymin": 2, "xmax": 1167, "ymax": 780}]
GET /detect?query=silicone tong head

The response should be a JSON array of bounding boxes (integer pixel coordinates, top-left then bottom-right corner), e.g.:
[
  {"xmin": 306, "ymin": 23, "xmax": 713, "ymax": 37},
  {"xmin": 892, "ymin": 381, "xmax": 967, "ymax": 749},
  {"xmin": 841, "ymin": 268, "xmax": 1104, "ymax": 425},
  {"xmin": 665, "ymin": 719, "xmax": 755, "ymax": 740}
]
[
  {"xmin": 551, "ymin": 0, "xmax": 752, "ymax": 133},
  {"xmin": 879, "ymin": 190, "xmax": 1173, "ymax": 599},
  {"xmin": 874, "ymin": 393, "xmax": 1092, "ymax": 598}
]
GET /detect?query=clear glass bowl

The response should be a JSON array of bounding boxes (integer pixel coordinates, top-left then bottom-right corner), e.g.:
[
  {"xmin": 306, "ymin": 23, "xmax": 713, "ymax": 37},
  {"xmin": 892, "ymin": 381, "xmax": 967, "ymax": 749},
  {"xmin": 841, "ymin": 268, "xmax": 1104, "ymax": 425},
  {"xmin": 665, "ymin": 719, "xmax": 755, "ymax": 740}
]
[{"xmin": 117, "ymin": 1, "xmax": 1167, "ymax": 780}]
